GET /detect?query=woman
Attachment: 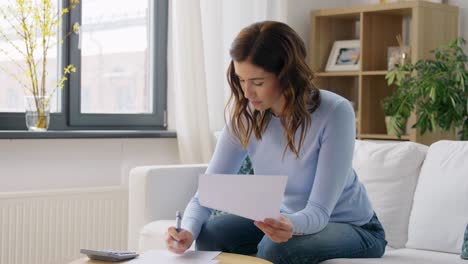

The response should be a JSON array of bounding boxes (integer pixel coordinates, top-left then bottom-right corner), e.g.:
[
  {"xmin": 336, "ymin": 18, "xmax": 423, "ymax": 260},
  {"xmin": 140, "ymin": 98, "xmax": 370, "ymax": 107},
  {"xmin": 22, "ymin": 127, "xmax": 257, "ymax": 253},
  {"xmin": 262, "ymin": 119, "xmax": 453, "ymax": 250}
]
[{"xmin": 165, "ymin": 21, "xmax": 387, "ymax": 264}]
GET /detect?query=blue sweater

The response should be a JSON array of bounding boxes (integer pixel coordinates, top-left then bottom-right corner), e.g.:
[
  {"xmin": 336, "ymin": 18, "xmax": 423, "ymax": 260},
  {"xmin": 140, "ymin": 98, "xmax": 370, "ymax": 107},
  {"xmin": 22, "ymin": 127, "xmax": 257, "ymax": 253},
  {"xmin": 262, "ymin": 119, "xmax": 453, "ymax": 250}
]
[{"xmin": 181, "ymin": 90, "xmax": 374, "ymax": 240}]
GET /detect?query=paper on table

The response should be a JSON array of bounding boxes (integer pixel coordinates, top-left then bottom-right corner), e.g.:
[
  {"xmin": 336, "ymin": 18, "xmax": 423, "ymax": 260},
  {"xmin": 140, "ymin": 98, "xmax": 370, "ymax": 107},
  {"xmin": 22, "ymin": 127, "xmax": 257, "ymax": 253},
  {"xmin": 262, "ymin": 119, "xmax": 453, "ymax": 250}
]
[
  {"xmin": 128, "ymin": 250, "xmax": 221, "ymax": 264},
  {"xmin": 198, "ymin": 174, "xmax": 288, "ymax": 221}
]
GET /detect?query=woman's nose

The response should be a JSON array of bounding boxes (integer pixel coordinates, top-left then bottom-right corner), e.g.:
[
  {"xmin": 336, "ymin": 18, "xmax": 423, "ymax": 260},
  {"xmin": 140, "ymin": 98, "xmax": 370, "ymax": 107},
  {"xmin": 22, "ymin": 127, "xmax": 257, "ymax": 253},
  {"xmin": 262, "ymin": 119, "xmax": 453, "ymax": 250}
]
[{"xmin": 244, "ymin": 82, "xmax": 255, "ymax": 99}]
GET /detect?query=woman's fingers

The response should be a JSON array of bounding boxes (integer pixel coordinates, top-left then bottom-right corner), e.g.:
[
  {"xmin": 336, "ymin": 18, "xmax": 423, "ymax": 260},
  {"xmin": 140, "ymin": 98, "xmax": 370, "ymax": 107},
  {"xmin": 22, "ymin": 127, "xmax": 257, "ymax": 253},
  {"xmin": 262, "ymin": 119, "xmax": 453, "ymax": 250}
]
[
  {"xmin": 168, "ymin": 227, "xmax": 181, "ymax": 241},
  {"xmin": 254, "ymin": 216, "xmax": 293, "ymax": 243},
  {"xmin": 269, "ymin": 230, "xmax": 292, "ymax": 241},
  {"xmin": 166, "ymin": 235, "xmax": 188, "ymax": 254},
  {"xmin": 167, "ymin": 242, "xmax": 186, "ymax": 254},
  {"xmin": 263, "ymin": 217, "xmax": 292, "ymax": 231},
  {"xmin": 165, "ymin": 232, "xmax": 174, "ymax": 245},
  {"xmin": 255, "ymin": 220, "xmax": 291, "ymax": 234},
  {"xmin": 165, "ymin": 227, "xmax": 193, "ymax": 254},
  {"xmin": 168, "ymin": 227, "xmax": 193, "ymax": 243},
  {"xmin": 255, "ymin": 221, "xmax": 274, "ymax": 234},
  {"xmin": 255, "ymin": 225, "xmax": 289, "ymax": 242}
]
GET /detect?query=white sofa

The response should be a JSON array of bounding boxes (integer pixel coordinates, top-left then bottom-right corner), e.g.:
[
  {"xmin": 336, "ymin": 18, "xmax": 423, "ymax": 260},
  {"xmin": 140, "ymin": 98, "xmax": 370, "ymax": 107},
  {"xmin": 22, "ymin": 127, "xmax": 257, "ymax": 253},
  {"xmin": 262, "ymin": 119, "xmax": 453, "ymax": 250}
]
[{"xmin": 128, "ymin": 140, "xmax": 468, "ymax": 263}]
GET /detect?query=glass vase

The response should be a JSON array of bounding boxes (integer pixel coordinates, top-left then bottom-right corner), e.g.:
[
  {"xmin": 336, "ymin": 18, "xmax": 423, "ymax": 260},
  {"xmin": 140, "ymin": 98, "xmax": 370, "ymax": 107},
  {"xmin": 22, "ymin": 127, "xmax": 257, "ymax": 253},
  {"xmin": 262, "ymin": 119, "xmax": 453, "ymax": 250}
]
[{"xmin": 24, "ymin": 96, "xmax": 50, "ymax": 132}]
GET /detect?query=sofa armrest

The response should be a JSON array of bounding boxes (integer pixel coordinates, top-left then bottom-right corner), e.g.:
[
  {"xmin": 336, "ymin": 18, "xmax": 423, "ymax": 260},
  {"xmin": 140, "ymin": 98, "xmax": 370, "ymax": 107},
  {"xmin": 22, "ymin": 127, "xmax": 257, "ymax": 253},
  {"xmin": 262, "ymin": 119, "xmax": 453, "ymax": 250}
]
[{"xmin": 128, "ymin": 164, "xmax": 208, "ymax": 251}]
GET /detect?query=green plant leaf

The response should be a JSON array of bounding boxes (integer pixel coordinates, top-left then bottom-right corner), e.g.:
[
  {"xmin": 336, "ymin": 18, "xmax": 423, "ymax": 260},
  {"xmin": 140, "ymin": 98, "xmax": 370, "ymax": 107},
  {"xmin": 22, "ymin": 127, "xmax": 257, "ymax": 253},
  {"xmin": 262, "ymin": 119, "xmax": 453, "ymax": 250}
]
[
  {"xmin": 382, "ymin": 37, "xmax": 468, "ymax": 139},
  {"xmin": 450, "ymin": 96, "xmax": 457, "ymax": 109},
  {"xmin": 387, "ymin": 72, "xmax": 395, "ymax": 86},
  {"xmin": 430, "ymin": 86, "xmax": 437, "ymax": 102},
  {"xmin": 466, "ymin": 100, "xmax": 468, "ymax": 114}
]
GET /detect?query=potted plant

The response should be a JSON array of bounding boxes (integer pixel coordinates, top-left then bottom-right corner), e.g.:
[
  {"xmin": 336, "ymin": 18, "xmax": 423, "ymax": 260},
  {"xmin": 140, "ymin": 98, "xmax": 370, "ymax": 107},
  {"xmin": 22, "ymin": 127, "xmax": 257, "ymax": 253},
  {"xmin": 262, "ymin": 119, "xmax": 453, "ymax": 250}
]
[
  {"xmin": 0, "ymin": 0, "xmax": 79, "ymax": 131},
  {"xmin": 385, "ymin": 37, "xmax": 468, "ymax": 140},
  {"xmin": 382, "ymin": 91, "xmax": 409, "ymax": 136}
]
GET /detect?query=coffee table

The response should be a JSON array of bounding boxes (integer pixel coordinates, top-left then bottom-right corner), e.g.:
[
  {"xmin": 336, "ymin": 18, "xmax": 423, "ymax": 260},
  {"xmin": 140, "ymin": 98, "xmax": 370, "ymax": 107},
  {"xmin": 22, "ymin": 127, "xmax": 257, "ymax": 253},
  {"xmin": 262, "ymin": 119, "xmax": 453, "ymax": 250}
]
[{"xmin": 69, "ymin": 252, "xmax": 272, "ymax": 264}]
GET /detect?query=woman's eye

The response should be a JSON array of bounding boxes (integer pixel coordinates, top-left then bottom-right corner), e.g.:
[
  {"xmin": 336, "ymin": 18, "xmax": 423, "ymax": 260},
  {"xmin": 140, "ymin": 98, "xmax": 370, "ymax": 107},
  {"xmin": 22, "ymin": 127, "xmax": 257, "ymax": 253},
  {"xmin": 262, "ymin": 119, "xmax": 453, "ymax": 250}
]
[{"xmin": 253, "ymin": 82, "xmax": 264, "ymax": 86}]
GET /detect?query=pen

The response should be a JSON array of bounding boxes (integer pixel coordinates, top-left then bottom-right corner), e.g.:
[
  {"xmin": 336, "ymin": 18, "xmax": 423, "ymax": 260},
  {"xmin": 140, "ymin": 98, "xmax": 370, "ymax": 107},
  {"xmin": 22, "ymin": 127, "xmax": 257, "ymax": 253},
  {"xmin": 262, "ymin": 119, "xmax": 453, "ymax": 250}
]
[{"xmin": 176, "ymin": 210, "xmax": 181, "ymax": 233}]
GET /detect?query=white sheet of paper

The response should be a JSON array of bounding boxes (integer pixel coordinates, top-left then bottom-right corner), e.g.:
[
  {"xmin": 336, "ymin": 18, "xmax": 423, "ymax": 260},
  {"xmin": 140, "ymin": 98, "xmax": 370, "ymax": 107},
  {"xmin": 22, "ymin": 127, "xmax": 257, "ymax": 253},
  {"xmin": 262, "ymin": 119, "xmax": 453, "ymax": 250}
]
[
  {"xmin": 198, "ymin": 174, "xmax": 288, "ymax": 221},
  {"xmin": 128, "ymin": 250, "xmax": 221, "ymax": 264}
]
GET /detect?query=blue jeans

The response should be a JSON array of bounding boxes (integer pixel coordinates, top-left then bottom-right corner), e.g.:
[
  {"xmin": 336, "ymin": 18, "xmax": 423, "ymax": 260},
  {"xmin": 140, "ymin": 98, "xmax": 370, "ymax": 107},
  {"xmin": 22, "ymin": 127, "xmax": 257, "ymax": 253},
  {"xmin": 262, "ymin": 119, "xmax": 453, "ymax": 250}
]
[{"xmin": 196, "ymin": 213, "xmax": 387, "ymax": 264}]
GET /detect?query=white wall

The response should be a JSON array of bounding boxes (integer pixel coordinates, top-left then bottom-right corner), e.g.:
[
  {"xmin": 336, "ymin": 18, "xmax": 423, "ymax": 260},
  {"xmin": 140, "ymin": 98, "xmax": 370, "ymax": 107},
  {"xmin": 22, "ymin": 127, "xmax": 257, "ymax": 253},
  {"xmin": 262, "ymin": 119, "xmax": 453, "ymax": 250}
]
[
  {"xmin": 286, "ymin": 0, "xmax": 355, "ymax": 48},
  {"xmin": 0, "ymin": 138, "xmax": 179, "ymax": 192}
]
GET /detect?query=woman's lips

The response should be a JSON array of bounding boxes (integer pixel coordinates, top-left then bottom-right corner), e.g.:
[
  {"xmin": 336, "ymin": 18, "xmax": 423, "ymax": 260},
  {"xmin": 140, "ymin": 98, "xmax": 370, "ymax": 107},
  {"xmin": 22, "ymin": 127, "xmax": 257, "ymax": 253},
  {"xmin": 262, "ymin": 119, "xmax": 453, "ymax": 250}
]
[{"xmin": 250, "ymin": 101, "xmax": 262, "ymax": 107}]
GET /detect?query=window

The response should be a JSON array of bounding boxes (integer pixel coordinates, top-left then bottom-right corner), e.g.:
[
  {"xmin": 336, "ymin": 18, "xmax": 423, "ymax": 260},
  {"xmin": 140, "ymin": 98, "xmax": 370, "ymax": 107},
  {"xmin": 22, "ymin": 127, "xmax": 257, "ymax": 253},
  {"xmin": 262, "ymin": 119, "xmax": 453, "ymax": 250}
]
[{"xmin": 0, "ymin": 0, "xmax": 168, "ymax": 131}]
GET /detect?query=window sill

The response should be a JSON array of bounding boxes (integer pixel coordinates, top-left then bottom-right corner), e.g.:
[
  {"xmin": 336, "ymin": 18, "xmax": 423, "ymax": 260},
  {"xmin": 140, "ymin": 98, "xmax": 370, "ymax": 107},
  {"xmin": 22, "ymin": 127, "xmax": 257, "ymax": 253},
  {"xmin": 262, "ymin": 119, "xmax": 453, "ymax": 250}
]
[{"xmin": 0, "ymin": 130, "xmax": 177, "ymax": 139}]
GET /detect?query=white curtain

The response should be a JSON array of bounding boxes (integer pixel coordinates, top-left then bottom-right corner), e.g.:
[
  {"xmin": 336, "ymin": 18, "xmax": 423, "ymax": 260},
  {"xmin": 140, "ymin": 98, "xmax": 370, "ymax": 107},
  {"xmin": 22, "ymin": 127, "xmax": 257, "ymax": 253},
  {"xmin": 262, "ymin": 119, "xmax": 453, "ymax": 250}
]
[{"xmin": 170, "ymin": 0, "xmax": 288, "ymax": 164}]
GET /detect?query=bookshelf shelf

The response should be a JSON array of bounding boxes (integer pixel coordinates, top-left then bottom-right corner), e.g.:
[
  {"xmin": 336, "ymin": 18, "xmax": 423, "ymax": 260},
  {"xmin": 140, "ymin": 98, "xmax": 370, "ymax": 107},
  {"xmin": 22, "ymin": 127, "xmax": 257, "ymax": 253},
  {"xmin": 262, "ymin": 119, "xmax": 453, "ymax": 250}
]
[
  {"xmin": 361, "ymin": 70, "xmax": 387, "ymax": 76},
  {"xmin": 315, "ymin": 71, "xmax": 360, "ymax": 77}
]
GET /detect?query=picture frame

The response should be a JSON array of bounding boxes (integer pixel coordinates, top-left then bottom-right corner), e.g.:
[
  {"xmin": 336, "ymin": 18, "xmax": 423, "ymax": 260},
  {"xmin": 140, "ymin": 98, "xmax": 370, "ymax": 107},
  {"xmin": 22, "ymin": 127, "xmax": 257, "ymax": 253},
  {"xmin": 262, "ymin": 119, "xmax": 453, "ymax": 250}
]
[{"xmin": 325, "ymin": 40, "xmax": 361, "ymax": 72}]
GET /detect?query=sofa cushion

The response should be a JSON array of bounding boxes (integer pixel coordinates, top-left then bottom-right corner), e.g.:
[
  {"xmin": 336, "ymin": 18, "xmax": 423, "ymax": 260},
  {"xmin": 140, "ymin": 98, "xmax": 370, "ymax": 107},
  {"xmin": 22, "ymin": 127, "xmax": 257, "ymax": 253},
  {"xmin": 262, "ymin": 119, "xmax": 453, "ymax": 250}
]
[
  {"xmin": 406, "ymin": 140, "xmax": 468, "ymax": 254},
  {"xmin": 353, "ymin": 140, "xmax": 428, "ymax": 249},
  {"xmin": 321, "ymin": 248, "xmax": 465, "ymax": 264}
]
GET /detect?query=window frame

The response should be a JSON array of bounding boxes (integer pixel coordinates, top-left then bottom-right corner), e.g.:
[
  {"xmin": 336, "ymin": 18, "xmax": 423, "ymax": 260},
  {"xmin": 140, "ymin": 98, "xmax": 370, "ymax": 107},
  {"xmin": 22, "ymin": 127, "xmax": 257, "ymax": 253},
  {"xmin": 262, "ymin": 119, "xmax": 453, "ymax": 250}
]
[{"xmin": 0, "ymin": 0, "xmax": 168, "ymax": 131}]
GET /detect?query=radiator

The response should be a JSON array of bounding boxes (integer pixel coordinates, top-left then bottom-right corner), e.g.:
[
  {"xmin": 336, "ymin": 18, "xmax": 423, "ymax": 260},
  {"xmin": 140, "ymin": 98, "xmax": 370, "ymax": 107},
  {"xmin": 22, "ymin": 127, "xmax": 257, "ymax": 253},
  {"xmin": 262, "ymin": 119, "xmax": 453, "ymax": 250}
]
[{"xmin": 0, "ymin": 187, "xmax": 128, "ymax": 264}]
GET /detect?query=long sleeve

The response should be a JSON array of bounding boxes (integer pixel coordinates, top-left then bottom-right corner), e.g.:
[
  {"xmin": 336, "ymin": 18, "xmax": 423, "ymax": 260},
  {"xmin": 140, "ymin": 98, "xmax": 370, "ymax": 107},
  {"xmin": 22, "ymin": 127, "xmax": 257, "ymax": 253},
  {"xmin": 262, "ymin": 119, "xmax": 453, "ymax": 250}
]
[
  {"xmin": 181, "ymin": 125, "xmax": 247, "ymax": 240},
  {"xmin": 283, "ymin": 100, "xmax": 356, "ymax": 234}
]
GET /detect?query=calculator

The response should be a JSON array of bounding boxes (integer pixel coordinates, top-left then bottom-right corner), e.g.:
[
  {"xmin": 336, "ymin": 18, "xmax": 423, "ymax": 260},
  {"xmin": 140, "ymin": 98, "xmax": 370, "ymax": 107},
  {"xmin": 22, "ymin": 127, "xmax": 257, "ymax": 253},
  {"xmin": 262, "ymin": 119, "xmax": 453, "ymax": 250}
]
[{"xmin": 80, "ymin": 249, "xmax": 139, "ymax": 262}]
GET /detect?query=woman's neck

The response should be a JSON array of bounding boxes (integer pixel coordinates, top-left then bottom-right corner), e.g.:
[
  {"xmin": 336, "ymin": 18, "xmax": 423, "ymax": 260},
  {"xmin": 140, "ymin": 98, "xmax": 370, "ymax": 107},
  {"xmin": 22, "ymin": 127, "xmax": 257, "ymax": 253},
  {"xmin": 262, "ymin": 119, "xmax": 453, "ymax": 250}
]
[{"xmin": 270, "ymin": 95, "xmax": 287, "ymax": 117}]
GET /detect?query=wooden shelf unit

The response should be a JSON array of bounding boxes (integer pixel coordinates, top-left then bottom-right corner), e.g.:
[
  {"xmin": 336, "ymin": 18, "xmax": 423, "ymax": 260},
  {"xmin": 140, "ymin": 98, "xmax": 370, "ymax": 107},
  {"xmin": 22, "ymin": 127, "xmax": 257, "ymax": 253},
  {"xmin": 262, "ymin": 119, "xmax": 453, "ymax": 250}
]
[{"xmin": 309, "ymin": 0, "xmax": 459, "ymax": 144}]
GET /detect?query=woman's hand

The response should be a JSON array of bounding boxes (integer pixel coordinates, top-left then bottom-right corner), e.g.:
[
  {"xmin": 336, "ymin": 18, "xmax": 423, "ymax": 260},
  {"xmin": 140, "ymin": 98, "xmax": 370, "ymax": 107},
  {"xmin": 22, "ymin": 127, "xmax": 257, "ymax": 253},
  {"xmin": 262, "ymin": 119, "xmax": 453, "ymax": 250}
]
[
  {"xmin": 165, "ymin": 227, "xmax": 193, "ymax": 254},
  {"xmin": 254, "ymin": 214, "xmax": 293, "ymax": 243}
]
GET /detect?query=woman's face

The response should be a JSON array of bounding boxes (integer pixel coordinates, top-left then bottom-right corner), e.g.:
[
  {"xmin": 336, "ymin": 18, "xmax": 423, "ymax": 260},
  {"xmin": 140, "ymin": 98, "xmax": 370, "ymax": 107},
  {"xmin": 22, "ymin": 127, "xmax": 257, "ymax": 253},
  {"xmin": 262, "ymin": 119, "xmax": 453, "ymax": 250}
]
[{"xmin": 234, "ymin": 60, "xmax": 286, "ymax": 116}]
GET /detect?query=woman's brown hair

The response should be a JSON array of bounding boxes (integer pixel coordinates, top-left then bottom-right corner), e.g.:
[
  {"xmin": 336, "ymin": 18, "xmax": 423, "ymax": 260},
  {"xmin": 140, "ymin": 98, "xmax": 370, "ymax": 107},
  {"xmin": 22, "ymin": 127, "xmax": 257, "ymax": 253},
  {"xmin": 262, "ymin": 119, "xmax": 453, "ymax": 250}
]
[{"xmin": 225, "ymin": 21, "xmax": 320, "ymax": 159}]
